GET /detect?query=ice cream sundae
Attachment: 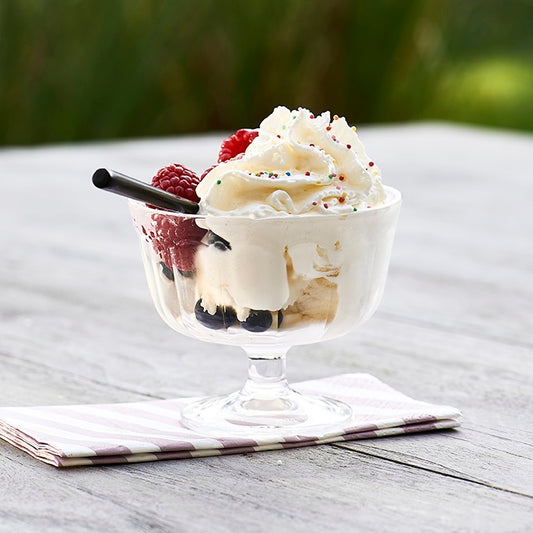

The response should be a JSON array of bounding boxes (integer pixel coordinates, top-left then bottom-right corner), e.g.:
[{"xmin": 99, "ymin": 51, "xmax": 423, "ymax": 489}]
[
  {"xmin": 94, "ymin": 106, "xmax": 401, "ymax": 433},
  {"xmin": 129, "ymin": 106, "xmax": 400, "ymax": 346}
]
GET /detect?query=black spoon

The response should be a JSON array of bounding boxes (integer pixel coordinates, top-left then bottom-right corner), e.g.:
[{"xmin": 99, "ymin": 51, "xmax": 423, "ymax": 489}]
[{"xmin": 92, "ymin": 168, "xmax": 199, "ymax": 214}]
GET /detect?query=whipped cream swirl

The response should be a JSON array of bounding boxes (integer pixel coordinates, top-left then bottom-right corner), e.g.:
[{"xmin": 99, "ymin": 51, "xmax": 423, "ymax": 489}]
[{"xmin": 197, "ymin": 106, "xmax": 386, "ymax": 217}]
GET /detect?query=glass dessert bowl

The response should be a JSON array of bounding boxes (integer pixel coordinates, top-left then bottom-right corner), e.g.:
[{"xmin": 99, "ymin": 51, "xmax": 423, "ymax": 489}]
[{"xmin": 130, "ymin": 185, "xmax": 401, "ymax": 436}]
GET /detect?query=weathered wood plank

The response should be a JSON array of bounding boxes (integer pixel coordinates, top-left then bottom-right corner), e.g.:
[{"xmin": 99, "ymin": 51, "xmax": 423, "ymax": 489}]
[{"xmin": 1, "ymin": 441, "xmax": 532, "ymax": 533}]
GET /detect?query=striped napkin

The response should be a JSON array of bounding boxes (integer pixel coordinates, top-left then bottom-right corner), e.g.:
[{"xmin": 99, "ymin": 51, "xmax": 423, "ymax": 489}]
[{"xmin": 0, "ymin": 374, "xmax": 461, "ymax": 467}]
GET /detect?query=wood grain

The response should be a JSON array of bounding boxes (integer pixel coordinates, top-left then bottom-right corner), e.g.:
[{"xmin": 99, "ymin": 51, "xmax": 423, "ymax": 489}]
[{"xmin": 1, "ymin": 124, "xmax": 532, "ymax": 531}]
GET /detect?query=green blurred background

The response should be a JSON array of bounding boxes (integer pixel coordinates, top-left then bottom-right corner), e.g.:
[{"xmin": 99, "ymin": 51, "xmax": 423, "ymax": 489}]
[{"xmin": 1, "ymin": 0, "xmax": 532, "ymax": 146}]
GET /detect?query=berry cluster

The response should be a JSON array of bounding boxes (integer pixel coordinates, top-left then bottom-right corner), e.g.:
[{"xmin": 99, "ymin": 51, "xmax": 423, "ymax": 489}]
[
  {"xmin": 195, "ymin": 299, "xmax": 282, "ymax": 332},
  {"xmin": 148, "ymin": 127, "xmax": 258, "ymax": 273}
]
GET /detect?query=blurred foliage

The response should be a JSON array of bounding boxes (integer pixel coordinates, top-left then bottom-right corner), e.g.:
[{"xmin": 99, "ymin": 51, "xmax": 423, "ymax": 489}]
[{"xmin": 0, "ymin": 0, "xmax": 532, "ymax": 145}]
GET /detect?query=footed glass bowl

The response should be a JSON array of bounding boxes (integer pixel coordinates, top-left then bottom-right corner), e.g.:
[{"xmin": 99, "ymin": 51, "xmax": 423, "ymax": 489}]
[{"xmin": 130, "ymin": 186, "xmax": 401, "ymax": 435}]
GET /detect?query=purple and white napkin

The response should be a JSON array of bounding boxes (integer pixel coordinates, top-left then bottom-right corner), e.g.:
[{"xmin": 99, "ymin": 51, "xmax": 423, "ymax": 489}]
[{"xmin": 0, "ymin": 374, "xmax": 461, "ymax": 467}]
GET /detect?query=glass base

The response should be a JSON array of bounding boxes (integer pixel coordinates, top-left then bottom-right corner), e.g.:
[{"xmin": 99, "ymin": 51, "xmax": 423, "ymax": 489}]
[
  {"xmin": 181, "ymin": 347, "xmax": 352, "ymax": 437},
  {"xmin": 181, "ymin": 388, "xmax": 353, "ymax": 437}
]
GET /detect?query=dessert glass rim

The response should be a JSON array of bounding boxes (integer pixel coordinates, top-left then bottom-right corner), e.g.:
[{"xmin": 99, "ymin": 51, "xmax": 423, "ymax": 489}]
[{"xmin": 129, "ymin": 184, "xmax": 401, "ymax": 220}]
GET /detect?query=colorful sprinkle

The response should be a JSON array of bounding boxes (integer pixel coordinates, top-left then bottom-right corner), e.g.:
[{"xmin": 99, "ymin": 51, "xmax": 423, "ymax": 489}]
[
  {"xmin": 353, "ymin": 207, "xmax": 358, "ymax": 211},
  {"xmin": 282, "ymin": 125, "xmax": 286, "ymax": 130},
  {"xmin": 305, "ymin": 171, "xmax": 310, "ymax": 176},
  {"xmin": 369, "ymin": 161, "xmax": 374, "ymax": 167},
  {"xmin": 347, "ymin": 144, "xmax": 351, "ymax": 149},
  {"xmin": 324, "ymin": 203, "xmax": 329, "ymax": 209},
  {"xmin": 310, "ymin": 114, "xmax": 315, "ymax": 119},
  {"xmin": 333, "ymin": 115, "xmax": 339, "ymax": 120},
  {"xmin": 276, "ymin": 134, "xmax": 281, "ymax": 138},
  {"xmin": 286, "ymin": 171, "xmax": 291, "ymax": 176},
  {"xmin": 312, "ymin": 201, "xmax": 317, "ymax": 206},
  {"xmin": 339, "ymin": 175, "xmax": 345, "ymax": 181},
  {"xmin": 339, "ymin": 196, "xmax": 345, "ymax": 203},
  {"xmin": 326, "ymin": 126, "xmax": 331, "ymax": 131},
  {"xmin": 216, "ymin": 180, "xmax": 221, "ymax": 185},
  {"xmin": 352, "ymin": 126, "xmax": 357, "ymax": 131},
  {"xmin": 328, "ymin": 174, "xmax": 333, "ymax": 179}
]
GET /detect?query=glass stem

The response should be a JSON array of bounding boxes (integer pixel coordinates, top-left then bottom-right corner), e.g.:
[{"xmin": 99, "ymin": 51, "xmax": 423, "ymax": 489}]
[{"xmin": 240, "ymin": 346, "xmax": 292, "ymax": 403}]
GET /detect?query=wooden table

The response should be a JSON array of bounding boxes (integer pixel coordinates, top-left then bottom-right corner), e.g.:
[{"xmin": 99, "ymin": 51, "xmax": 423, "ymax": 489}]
[{"xmin": 1, "ymin": 124, "xmax": 532, "ymax": 531}]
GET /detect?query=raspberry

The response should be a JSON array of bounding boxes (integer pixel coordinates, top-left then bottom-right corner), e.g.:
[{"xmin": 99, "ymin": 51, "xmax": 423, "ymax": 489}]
[
  {"xmin": 149, "ymin": 163, "xmax": 205, "ymax": 273},
  {"xmin": 200, "ymin": 151, "xmax": 244, "ymax": 182},
  {"xmin": 201, "ymin": 163, "xmax": 218, "ymax": 181},
  {"xmin": 218, "ymin": 129, "xmax": 258, "ymax": 163},
  {"xmin": 150, "ymin": 215, "xmax": 205, "ymax": 273},
  {"xmin": 151, "ymin": 163, "xmax": 201, "ymax": 203}
]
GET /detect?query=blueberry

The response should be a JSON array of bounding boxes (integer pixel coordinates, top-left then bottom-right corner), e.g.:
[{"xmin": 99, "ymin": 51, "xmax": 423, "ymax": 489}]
[
  {"xmin": 206, "ymin": 231, "xmax": 231, "ymax": 251},
  {"xmin": 159, "ymin": 262, "xmax": 174, "ymax": 281},
  {"xmin": 194, "ymin": 299, "xmax": 237, "ymax": 329},
  {"xmin": 241, "ymin": 310, "xmax": 273, "ymax": 332}
]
